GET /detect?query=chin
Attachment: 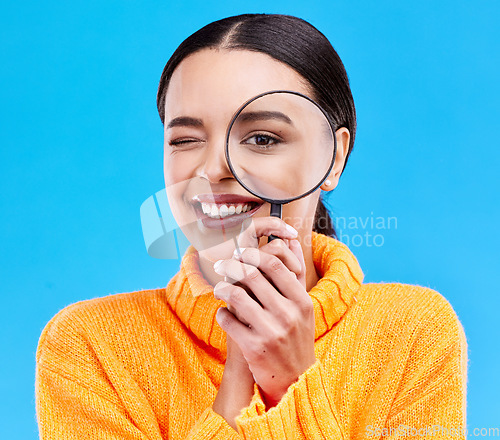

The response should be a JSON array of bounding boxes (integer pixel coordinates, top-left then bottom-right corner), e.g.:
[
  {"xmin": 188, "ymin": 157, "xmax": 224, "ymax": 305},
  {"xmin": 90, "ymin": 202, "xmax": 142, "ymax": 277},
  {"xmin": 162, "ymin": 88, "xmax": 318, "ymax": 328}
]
[{"xmin": 197, "ymin": 239, "xmax": 236, "ymax": 264}]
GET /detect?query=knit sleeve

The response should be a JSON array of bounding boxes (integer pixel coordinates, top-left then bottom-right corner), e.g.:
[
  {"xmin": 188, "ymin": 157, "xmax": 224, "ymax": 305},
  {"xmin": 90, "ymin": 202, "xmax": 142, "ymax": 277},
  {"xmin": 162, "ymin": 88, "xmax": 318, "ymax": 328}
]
[
  {"xmin": 235, "ymin": 360, "xmax": 345, "ymax": 439},
  {"xmin": 234, "ymin": 288, "xmax": 468, "ymax": 439},
  {"xmin": 36, "ymin": 364, "xmax": 158, "ymax": 439},
  {"xmin": 380, "ymin": 371, "xmax": 466, "ymax": 438},
  {"xmin": 35, "ymin": 304, "xmax": 241, "ymax": 440},
  {"xmin": 37, "ymin": 362, "xmax": 241, "ymax": 440},
  {"xmin": 380, "ymin": 293, "xmax": 468, "ymax": 439},
  {"xmin": 184, "ymin": 408, "xmax": 241, "ymax": 439},
  {"xmin": 35, "ymin": 304, "xmax": 165, "ymax": 440}
]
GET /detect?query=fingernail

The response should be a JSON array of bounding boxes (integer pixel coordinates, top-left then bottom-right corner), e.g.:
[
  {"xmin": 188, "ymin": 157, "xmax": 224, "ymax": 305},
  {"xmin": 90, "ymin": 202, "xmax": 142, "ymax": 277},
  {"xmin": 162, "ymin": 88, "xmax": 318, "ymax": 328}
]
[
  {"xmin": 213, "ymin": 260, "xmax": 224, "ymax": 272},
  {"xmin": 285, "ymin": 224, "xmax": 298, "ymax": 237},
  {"xmin": 215, "ymin": 308, "xmax": 223, "ymax": 323},
  {"xmin": 213, "ymin": 283, "xmax": 227, "ymax": 301}
]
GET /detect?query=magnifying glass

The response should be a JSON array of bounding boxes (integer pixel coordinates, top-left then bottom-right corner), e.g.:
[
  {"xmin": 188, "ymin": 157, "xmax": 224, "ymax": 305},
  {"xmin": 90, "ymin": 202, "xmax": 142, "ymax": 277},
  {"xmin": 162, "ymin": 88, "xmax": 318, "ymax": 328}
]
[{"xmin": 225, "ymin": 90, "xmax": 337, "ymax": 243}]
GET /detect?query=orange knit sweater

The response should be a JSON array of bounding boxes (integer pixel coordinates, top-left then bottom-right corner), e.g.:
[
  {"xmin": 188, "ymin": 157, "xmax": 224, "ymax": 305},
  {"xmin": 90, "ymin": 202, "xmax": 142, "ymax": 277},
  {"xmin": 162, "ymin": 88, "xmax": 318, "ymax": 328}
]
[{"xmin": 35, "ymin": 232, "xmax": 468, "ymax": 439}]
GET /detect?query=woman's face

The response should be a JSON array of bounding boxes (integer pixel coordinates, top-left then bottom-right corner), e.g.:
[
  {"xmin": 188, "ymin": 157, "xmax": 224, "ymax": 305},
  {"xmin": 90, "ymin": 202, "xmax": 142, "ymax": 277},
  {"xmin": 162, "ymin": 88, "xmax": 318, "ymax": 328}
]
[{"xmin": 163, "ymin": 48, "xmax": 323, "ymax": 260}]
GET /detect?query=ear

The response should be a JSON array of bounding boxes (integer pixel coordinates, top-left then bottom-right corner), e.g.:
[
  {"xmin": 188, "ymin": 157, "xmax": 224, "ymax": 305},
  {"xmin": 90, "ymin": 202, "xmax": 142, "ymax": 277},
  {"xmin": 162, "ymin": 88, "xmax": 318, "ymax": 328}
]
[{"xmin": 320, "ymin": 127, "xmax": 350, "ymax": 191}]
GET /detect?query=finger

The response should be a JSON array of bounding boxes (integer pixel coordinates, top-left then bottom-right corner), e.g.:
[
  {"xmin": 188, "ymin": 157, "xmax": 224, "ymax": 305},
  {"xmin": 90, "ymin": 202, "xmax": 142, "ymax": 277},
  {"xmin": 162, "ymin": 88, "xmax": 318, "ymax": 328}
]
[
  {"xmin": 214, "ymin": 281, "xmax": 266, "ymax": 328},
  {"xmin": 215, "ymin": 307, "xmax": 253, "ymax": 345},
  {"xmin": 229, "ymin": 248, "xmax": 306, "ymax": 304},
  {"xmin": 223, "ymin": 272, "xmax": 263, "ymax": 307},
  {"xmin": 215, "ymin": 257, "xmax": 296, "ymax": 310},
  {"xmin": 243, "ymin": 238, "xmax": 302, "ymax": 278},
  {"xmin": 227, "ymin": 301, "xmax": 250, "ymax": 326},
  {"xmin": 237, "ymin": 217, "xmax": 298, "ymax": 250}
]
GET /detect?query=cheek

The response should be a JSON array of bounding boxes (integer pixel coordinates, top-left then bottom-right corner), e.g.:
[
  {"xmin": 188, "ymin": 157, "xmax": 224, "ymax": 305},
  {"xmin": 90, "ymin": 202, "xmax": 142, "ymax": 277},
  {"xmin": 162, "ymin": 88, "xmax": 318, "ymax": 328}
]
[
  {"xmin": 163, "ymin": 151, "xmax": 193, "ymax": 187},
  {"xmin": 163, "ymin": 153, "xmax": 192, "ymax": 220},
  {"xmin": 163, "ymin": 158, "xmax": 195, "ymax": 232}
]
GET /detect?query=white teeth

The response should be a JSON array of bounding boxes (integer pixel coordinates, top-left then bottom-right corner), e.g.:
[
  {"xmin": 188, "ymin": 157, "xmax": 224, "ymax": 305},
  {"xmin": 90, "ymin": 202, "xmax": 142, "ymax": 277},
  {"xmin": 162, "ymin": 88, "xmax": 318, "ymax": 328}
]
[{"xmin": 199, "ymin": 202, "xmax": 256, "ymax": 218}]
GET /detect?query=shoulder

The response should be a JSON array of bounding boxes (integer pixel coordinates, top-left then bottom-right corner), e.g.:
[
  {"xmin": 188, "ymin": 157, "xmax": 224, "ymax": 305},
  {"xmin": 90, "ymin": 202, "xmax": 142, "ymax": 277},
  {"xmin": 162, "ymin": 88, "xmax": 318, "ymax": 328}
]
[
  {"xmin": 352, "ymin": 282, "xmax": 468, "ymax": 375},
  {"xmin": 351, "ymin": 282, "xmax": 468, "ymax": 412},
  {"xmin": 36, "ymin": 287, "xmax": 175, "ymax": 366},
  {"xmin": 357, "ymin": 282, "xmax": 465, "ymax": 336},
  {"xmin": 348, "ymin": 282, "xmax": 468, "ymax": 369}
]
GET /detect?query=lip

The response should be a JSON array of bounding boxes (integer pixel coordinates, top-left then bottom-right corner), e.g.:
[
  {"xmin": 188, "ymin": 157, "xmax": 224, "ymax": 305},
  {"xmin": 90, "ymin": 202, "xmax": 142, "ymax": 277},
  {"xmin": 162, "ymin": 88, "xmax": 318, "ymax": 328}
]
[
  {"xmin": 190, "ymin": 193, "xmax": 265, "ymax": 230},
  {"xmin": 192, "ymin": 193, "xmax": 263, "ymax": 205}
]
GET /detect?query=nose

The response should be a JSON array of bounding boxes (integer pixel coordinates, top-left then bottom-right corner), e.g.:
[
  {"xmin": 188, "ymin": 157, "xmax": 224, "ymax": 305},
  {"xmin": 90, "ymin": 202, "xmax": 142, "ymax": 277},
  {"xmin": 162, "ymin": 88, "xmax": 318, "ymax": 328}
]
[{"xmin": 197, "ymin": 139, "xmax": 234, "ymax": 184}]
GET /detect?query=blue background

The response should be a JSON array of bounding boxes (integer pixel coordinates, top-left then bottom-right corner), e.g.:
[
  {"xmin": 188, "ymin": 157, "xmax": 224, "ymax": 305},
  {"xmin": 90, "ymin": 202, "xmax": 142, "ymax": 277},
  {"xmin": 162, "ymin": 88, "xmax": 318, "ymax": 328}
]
[{"xmin": 1, "ymin": 0, "xmax": 498, "ymax": 438}]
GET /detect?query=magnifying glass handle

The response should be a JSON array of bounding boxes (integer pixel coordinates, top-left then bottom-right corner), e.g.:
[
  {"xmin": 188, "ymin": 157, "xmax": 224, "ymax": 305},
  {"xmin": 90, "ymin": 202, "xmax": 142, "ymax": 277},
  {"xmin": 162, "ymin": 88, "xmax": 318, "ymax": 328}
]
[{"xmin": 268, "ymin": 203, "xmax": 282, "ymax": 242}]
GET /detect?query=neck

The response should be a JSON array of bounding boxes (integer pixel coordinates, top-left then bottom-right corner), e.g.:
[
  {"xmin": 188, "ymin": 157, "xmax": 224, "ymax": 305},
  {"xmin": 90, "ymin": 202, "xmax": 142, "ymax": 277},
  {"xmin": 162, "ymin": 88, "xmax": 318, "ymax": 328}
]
[{"xmin": 304, "ymin": 244, "xmax": 321, "ymax": 290}]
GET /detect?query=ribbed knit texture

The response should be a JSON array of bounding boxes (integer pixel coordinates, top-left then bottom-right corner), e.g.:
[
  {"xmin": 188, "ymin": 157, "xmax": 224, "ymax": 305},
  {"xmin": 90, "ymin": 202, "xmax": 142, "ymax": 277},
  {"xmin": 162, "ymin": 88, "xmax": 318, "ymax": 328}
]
[{"xmin": 36, "ymin": 232, "xmax": 468, "ymax": 439}]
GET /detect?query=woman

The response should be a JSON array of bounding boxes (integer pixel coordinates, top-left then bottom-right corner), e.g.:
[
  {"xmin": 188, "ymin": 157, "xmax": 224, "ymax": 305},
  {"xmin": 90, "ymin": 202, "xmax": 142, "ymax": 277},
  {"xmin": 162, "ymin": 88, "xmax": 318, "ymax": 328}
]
[{"xmin": 35, "ymin": 14, "xmax": 468, "ymax": 439}]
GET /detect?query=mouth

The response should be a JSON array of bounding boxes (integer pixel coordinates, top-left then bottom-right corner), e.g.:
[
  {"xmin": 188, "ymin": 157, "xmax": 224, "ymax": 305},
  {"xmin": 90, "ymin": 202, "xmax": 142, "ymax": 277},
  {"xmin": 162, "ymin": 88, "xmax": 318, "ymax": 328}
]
[{"xmin": 190, "ymin": 193, "xmax": 264, "ymax": 230}]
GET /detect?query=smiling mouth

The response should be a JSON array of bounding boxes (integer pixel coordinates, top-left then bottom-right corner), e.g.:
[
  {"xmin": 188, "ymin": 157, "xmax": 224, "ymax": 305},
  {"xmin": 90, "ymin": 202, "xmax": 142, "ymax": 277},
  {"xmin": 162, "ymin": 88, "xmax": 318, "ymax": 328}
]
[
  {"xmin": 190, "ymin": 194, "xmax": 264, "ymax": 229},
  {"xmin": 198, "ymin": 201, "xmax": 260, "ymax": 218}
]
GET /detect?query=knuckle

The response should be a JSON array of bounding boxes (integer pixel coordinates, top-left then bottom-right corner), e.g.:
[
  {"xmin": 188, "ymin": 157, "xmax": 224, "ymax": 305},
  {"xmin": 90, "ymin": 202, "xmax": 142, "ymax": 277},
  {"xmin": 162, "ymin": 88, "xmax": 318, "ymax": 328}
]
[
  {"xmin": 267, "ymin": 327, "xmax": 288, "ymax": 348},
  {"xmin": 268, "ymin": 255, "xmax": 284, "ymax": 273},
  {"xmin": 269, "ymin": 239, "xmax": 287, "ymax": 257},
  {"xmin": 271, "ymin": 238, "xmax": 285, "ymax": 250},
  {"xmin": 280, "ymin": 310, "xmax": 300, "ymax": 331},
  {"xmin": 298, "ymin": 297, "xmax": 314, "ymax": 315}
]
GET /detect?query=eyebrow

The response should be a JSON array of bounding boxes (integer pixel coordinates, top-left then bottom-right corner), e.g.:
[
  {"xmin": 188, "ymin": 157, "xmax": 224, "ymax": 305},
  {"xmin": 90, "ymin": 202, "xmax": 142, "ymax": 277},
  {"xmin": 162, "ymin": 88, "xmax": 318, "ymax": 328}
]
[
  {"xmin": 166, "ymin": 116, "xmax": 204, "ymax": 129},
  {"xmin": 237, "ymin": 111, "xmax": 293, "ymax": 125}
]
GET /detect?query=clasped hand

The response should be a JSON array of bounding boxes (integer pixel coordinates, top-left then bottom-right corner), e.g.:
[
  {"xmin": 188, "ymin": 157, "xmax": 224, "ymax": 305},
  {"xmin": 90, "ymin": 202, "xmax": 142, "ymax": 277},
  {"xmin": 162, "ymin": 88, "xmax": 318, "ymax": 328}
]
[{"xmin": 214, "ymin": 217, "xmax": 316, "ymax": 408}]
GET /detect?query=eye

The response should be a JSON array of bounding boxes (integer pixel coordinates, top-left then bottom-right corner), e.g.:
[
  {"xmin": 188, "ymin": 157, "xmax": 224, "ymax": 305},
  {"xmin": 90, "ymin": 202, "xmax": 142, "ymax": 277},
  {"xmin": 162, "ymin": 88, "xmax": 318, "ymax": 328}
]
[
  {"xmin": 243, "ymin": 133, "xmax": 281, "ymax": 148},
  {"xmin": 168, "ymin": 138, "xmax": 203, "ymax": 148}
]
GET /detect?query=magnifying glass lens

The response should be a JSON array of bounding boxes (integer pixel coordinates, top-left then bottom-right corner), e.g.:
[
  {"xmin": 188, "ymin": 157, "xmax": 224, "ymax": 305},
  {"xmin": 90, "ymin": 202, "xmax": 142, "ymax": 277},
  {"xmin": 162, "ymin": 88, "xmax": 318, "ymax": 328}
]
[{"xmin": 226, "ymin": 92, "xmax": 336, "ymax": 203}]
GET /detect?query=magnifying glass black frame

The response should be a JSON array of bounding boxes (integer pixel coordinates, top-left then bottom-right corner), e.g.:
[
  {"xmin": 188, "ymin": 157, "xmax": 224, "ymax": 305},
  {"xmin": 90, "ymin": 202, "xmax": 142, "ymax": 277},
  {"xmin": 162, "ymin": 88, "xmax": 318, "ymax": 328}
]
[{"xmin": 225, "ymin": 90, "xmax": 338, "ymax": 241}]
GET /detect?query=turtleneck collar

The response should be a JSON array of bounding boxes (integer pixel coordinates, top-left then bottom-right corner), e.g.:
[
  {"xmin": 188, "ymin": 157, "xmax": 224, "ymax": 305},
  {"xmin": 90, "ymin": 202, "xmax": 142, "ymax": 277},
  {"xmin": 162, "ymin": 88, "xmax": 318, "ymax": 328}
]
[{"xmin": 162, "ymin": 232, "xmax": 364, "ymax": 355}]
